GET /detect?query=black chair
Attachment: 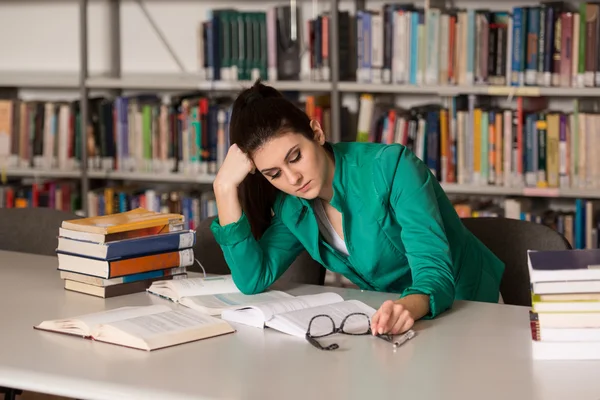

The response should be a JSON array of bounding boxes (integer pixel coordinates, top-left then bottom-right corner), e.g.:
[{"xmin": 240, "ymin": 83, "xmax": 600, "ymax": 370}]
[
  {"xmin": 192, "ymin": 216, "xmax": 326, "ymax": 286},
  {"xmin": 461, "ymin": 217, "xmax": 572, "ymax": 307},
  {"xmin": 0, "ymin": 207, "xmax": 82, "ymax": 256}
]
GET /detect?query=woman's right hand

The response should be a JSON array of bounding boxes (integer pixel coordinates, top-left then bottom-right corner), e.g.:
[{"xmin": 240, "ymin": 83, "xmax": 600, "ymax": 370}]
[{"xmin": 214, "ymin": 144, "xmax": 255, "ymax": 191}]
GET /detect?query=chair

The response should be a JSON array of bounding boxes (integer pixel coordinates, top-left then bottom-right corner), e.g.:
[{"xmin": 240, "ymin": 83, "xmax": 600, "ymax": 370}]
[
  {"xmin": 461, "ymin": 217, "xmax": 572, "ymax": 307},
  {"xmin": 192, "ymin": 216, "xmax": 327, "ymax": 286},
  {"xmin": 0, "ymin": 208, "xmax": 82, "ymax": 257}
]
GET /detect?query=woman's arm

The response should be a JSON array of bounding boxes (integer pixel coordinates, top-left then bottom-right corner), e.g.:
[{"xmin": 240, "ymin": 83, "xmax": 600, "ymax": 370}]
[
  {"xmin": 371, "ymin": 145, "xmax": 455, "ymax": 334},
  {"xmin": 211, "ymin": 145, "xmax": 305, "ymax": 294},
  {"xmin": 210, "ymin": 187, "xmax": 305, "ymax": 295}
]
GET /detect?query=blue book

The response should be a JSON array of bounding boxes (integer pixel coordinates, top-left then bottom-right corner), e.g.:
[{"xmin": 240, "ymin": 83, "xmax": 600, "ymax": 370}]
[
  {"xmin": 528, "ymin": 248, "xmax": 600, "ymax": 283},
  {"xmin": 57, "ymin": 230, "xmax": 196, "ymax": 260}
]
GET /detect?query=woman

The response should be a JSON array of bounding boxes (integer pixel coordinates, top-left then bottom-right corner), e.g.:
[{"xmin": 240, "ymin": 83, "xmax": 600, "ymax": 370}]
[{"xmin": 210, "ymin": 80, "xmax": 505, "ymax": 336}]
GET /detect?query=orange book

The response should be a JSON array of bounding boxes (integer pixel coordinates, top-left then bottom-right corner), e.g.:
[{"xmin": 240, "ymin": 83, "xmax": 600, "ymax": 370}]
[
  {"xmin": 61, "ymin": 208, "xmax": 184, "ymax": 235},
  {"xmin": 57, "ymin": 248, "xmax": 194, "ymax": 279}
]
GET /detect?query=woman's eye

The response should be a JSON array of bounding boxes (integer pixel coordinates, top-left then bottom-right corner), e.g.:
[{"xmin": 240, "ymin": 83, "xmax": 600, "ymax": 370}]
[
  {"xmin": 290, "ymin": 151, "xmax": 302, "ymax": 163},
  {"xmin": 269, "ymin": 171, "xmax": 281, "ymax": 180}
]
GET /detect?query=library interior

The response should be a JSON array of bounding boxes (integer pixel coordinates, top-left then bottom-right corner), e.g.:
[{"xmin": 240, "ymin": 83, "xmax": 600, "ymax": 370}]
[{"xmin": 2, "ymin": 0, "xmax": 600, "ymax": 399}]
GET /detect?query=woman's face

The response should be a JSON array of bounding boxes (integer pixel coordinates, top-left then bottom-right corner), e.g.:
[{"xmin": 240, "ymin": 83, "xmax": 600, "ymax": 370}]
[{"xmin": 251, "ymin": 123, "xmax": 332, "ymax": 200}]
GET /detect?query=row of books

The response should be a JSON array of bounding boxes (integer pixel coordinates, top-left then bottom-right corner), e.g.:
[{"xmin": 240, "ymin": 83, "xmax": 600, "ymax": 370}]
[
  {"xmin": 357, "ymin": 95, "xmax": 600, "ymax": 190},
  {"xmin": 353, "ymin": 2, "xmax": 599, "ymax": 87},
  {"xmin": 195, "ymin": 6, "xmax": 354, "ymax": 83},
  {"xmin": 85, "ymin": 187, "xmax": 217, "ymax": 231},
  {"xmin": 0, "ymin": 94, "xmax": 333, "ymax": 176},
  {"xmin": 529, "ymin": 248, "xmax": 600, "ymax": 360},
  {"xmin": 0, "ymin": 181, "xmax": 80, "ymax": 211},
  {"xmin": 195, "ymin": 2, "xmax": 600, "ymax": 89},
  {"xmin": 450, "ymin": 196, "xmax": 600, "ymax": 250}
]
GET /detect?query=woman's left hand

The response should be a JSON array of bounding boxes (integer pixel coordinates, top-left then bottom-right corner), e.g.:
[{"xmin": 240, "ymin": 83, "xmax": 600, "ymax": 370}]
[{"xmin": 371, "ymin": 300, "xmax": 415, "ymax": 335}]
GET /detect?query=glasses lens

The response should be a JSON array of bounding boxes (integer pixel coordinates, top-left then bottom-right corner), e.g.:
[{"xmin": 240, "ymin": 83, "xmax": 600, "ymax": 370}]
[
  {"xmin": 307, "ymin": 314, "xmax": 336, "ymax": 338},
  {"xmin": 340, "ymin": 313, "xmax": 371, "ymax": 335}
]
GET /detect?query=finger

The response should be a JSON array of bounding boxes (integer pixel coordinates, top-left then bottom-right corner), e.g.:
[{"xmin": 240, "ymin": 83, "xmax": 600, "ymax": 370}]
[
  {"xmin": 390, "ymin": 309, "xmax": 412, "ymax": 335},
  {"xmin": 375, "ymin": 301, "xmax": 395, "ymax": 335},
  {"xmin": 399, "ymin": 313, "xmax": 415, "ymax": 334},
  {"xmin": 381, "ymin": 305, "xmax": 404, "ymax": 335},
  {"xmin": 370, "ymin": 310, "xmax": 381, "ymax": 335}
]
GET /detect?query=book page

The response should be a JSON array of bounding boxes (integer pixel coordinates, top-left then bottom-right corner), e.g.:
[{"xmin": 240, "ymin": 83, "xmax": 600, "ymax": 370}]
[
  {"xmin": 97, "ymin": 308, "xmax": 224, "ymax": 340},
  {"xmin": 239, "ymin": 292, "xmax": 344, "ymax": 322},
  {"xmin": 180, "ymin": 290, "xmax": 294, "ymax": 315},
  {"xmin": 266, "ymin": 300, "xmax": 377, "ymax": 338},
  {"xmin": 36, "ymin": 305, "xmax": 171, "ymax": 335}
]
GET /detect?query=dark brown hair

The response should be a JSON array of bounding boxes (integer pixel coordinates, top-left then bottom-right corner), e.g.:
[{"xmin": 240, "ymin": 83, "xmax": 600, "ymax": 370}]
[{"xmin": 229, "ymin": 79, "xmax": 315, "ymax": 239}]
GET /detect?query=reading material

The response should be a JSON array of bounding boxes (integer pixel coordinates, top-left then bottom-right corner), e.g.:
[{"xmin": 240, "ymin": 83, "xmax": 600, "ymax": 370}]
[
  {"xmin": 146, "ymin": 275, "xmax": 294, "ymax": 315},
  {"xmin": 221, "ymin": 293, "xmax": 378, "ymax": 338},
  {"xmin": 34, "ymin": 304, "xmax": 235, "ymax": 351}
]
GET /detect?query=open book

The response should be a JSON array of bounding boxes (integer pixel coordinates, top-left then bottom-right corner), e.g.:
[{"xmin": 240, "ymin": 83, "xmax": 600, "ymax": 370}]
[
  {"xmin": 221, "ymin": 292, "xmax": 377, "ymax": 338},
  {"xmin": 34, "ymin": 304, "xmax": 235, "ymax": 351},
  {"xmin": 146, "ymin": 275, "xmax": 294, "ymax": 315}
]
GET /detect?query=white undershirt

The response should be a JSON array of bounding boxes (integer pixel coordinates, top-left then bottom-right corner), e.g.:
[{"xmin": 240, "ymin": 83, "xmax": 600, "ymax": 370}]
[{"xmin": 313, "ymin": 199, "xmax": 349, "ymax": 256}]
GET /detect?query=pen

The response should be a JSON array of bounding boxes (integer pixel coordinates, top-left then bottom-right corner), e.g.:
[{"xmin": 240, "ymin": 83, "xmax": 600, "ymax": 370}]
[{"xmin": 393, "ymin": 329, "xmax": 416, "ymax": 349}]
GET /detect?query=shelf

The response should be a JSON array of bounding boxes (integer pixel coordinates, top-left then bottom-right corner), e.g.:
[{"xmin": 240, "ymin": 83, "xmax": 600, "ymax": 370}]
[
  {"xmin": 3, "ymin": 168, "xmax": 81, "ymax": 179},
  {"xmin": 441, "ymin": 183, "xmax": 600, "ymax": 199},
  {"xmin": 0, "ymin": 71, "xmax": 79, "ymax": 89},
  {"xmin": 87, "ymin": 170, "xmax": 216, "ymax": 184},
  {"xmin": 338, "ymin": 82, "xmax": 600, "ymax": 97},
  {"xmin": 86, "ymin": 74, "xmax": 332, "ymax": 92}
]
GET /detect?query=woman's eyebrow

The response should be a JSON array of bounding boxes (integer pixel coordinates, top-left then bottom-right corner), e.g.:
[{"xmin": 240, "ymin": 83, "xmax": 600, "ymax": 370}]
[{"xmin": 260, "ymin": 145, "xmax": 299, "ymax": 173}]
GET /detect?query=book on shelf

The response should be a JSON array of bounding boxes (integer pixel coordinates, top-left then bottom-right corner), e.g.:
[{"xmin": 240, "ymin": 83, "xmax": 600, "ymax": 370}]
[
  {"xmin": 528, "ymin": 249, "xmax": 600, "ymax": 360},
  {"xmin": 34, "ymin": 304, "xmax": 235, "ymax": 351},
  {"xmin": 146, "ymin": 275, "xmax": 294, "ymax": 315},
  {"xmin": 220, "ymin": 292, "xmax": 377, "ymax": 337},
  {"xmin": 196, "ymin": 6, "xmax": 352, "ymax": 83},
  {"xmin": 341, "ymin": 2, "xmax": 596, "ymax": 88}
]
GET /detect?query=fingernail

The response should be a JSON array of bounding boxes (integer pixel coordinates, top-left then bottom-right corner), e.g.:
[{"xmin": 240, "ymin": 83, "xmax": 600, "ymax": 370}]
[{"xmin": 378, "ymin": 327, "xmax": 384, "ymax": 335}]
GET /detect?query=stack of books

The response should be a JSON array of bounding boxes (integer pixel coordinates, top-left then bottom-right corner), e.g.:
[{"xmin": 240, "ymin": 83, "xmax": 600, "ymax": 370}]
[
  {"xmin": 56, "ymin": 208, "xmax": 194, "ymax": 298},
  {"xmin": 528, "ymin": 249, "xmax": 600, "ymax": 360}
]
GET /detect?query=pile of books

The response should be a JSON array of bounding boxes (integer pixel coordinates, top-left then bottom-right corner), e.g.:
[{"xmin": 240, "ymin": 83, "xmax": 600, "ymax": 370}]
[
  {"xmin": 528, "ymin": 249, "xmax": 600, "ymax": 360},
  {"xmin": 56, "ymin": 208, "xmax": 194, "ymax": 298}
]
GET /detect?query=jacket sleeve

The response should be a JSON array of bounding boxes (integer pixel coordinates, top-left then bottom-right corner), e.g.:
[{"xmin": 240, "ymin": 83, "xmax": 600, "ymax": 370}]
[
  {"xmin": 209, "ymin": 209, "xmax": 305, "ymax": 295},
  {"xmin": 378, "ymin": 145, "xmax": 455, "ymax": 318}
]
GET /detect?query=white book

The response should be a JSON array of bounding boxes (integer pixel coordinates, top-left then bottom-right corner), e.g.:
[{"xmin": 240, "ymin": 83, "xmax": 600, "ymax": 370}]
[
  {"xmin": 34, "ymin": 304, "xmax": 235, "ymax": 351},
  {"xmin": 146, "ymin": 275, "xmax": 294, "ymax": 315},
  {"xmin": 223, "ymin": 294, "xmax": 377, "ymax": 338},
  {"xmin": 221, "ymin": 292, "xmax": 344, "ymax": 328}
]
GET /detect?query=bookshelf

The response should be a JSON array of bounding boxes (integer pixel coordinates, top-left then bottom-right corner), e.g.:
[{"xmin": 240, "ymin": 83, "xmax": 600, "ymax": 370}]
[{"xmin": 1, "ymin": 0, "xmax": 600, "ymax": 252}]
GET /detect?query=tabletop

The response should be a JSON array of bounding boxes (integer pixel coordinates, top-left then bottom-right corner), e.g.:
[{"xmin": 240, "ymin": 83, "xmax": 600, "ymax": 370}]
[{"xmin": 1, "ymin": 249, "xmax": 600, "ymax": 400}]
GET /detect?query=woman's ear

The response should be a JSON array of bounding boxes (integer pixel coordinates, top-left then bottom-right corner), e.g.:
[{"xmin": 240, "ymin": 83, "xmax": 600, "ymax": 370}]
[{"xmin": 310, "ymin": 120, "xmax": 325, "ymax": 145}]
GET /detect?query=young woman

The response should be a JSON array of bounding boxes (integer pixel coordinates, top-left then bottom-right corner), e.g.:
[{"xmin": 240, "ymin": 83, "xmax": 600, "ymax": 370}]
[{"xmin": 210, "ymin": 80, "xmax": 505, "ymax": 336}]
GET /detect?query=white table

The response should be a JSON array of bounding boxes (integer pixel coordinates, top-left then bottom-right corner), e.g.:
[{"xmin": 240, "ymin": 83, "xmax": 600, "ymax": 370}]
[{"xmin": 1, "ymin": 250, "xmax": 599, "ymax": 400}]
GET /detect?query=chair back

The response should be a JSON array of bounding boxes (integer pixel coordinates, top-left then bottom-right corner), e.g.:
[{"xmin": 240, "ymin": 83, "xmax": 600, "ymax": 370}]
[
  {"xmin": 193, "ymin": 216, "xmax": 326, "ymax": 286},
  {"xmin": 461, "ymin": 217, "xmax": 572, "ymax": 306},
  {"xmin": 0, "ymin": 208, "xmax": 82, "ymax": 257}
]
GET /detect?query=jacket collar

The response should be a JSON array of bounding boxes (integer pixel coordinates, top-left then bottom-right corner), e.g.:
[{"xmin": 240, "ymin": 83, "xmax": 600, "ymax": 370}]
[{"xmin": 294, "ymin": 142, "xmax": 346, "ymax": 217}]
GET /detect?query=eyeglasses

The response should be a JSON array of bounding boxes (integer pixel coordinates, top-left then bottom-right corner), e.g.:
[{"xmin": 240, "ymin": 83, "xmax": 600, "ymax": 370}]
[{"xmin": 305, "ymin": 312, "xmax": 415, "ymax": 351}]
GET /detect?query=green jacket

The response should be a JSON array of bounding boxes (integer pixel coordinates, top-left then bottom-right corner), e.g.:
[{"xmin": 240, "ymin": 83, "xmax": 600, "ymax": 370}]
[{"xmin": 210, "ymin": 141, "xmax": 505, "ymax": 318}]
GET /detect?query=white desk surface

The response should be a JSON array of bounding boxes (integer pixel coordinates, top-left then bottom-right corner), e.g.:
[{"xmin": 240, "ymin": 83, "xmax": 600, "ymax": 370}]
[{"xmin": 1, "ymin": 250, "xmax": 599, "ymax": 400}]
